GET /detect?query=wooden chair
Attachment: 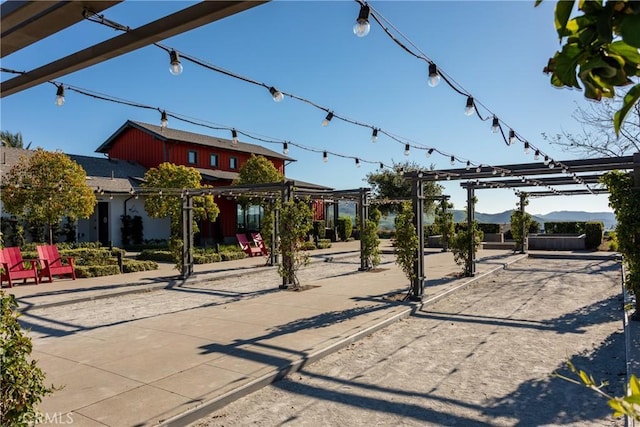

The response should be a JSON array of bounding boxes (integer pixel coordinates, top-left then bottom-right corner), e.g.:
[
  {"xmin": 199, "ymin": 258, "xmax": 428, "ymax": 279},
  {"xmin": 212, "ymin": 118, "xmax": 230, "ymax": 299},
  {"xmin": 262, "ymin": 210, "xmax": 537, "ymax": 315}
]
[
  {"xmin": 236, "ymin": 233, "xmax": 262, "ymax": 257},
  {"xmin": 251, "ymin": 232, "xmax": 269, "ymax": 256},
  {"xmin": 36, "ymin": 244, "xmax": 76, "ymax": 283},
  {"xmin": 0, "ymin": 247, "xmax": 39, "ymax": 288}
]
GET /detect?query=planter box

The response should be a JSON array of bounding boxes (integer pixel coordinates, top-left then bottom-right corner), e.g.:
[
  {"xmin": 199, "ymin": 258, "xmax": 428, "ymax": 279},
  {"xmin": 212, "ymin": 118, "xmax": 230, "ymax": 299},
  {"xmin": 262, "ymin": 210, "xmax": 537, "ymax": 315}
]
[
  {"xmin": 528, "ymin": 234, "xmax": 586, "ymax": 251},
  {"xmin": 483, "ymin": 232, "xmax": 504, "ymax": 243}
]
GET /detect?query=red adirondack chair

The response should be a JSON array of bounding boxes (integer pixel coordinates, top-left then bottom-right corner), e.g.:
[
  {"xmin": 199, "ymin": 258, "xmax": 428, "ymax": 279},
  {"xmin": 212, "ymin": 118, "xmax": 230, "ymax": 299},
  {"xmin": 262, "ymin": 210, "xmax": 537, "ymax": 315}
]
[
  {"xmin": 251, "ymin": 232, "xmax": 269, "ymax": 256},
  {"xmin": 37, "ymin": 244, "xmax": 76, "ymax": 283},
  {"xmin": 0, "ymin": 247, "xmax": 39, "ymax": 288},
  {"xmin": 236, "ymin": 233, "xmax": 262, "ymax": 257}
]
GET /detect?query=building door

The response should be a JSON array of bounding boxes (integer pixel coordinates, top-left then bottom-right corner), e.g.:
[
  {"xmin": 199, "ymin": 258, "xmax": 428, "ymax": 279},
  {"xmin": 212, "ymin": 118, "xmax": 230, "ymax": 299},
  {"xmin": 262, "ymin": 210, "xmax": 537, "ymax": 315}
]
[{"xmin": 98, "ymin": 202, "xmax": 109, "ymax": 246}]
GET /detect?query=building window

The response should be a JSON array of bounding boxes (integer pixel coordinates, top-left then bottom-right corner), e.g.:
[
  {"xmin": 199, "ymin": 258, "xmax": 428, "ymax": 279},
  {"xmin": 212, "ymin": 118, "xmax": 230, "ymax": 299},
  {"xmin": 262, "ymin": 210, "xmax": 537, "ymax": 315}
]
[
  {"xmin": 210, "ymin": 154, "xmax": 218, "ymax": 167},
  {"xmin": 237, "ymin": 204, "xmax": 263, "ymax": 231},
  {"xmin": 230, "ymin": 156, "xmax": 238, "ymax": 170},
  {"xmin": 188, "ymin": 150, "xmax": 197, "ymax": 164}
]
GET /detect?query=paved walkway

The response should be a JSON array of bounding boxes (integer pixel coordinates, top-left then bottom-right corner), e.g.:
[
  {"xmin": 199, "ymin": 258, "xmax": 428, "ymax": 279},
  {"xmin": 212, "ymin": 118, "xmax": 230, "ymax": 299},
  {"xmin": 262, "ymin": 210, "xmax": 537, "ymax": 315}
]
[{"xmin": 3, "ymin": 242, "xmax": 633, "ymax": 426}]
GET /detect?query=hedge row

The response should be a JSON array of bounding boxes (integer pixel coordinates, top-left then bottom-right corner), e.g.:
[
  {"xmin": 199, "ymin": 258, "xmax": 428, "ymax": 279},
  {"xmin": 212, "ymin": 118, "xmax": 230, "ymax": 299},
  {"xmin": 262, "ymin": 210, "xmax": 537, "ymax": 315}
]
[{"xmin": 543, "ymin": 221, "xmax": 604, "ymax": 249}]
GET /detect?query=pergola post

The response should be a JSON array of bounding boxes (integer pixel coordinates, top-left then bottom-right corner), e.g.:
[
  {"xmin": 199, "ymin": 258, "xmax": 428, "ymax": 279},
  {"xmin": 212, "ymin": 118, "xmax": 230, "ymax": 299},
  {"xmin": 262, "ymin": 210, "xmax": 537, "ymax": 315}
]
[
  {"xmin": 181, "ymin": 194, "xmax": 194, "ymax": 279},
  {"xmin": 279, "ymin": 181, "xmax": 293, "ymax": 288},
  {"xmin": 358, "ymin": 188, "xmax": 369, "ymax": 271},
  {"xmin": 519, "ymin": 192, "xmax": 528, "ymax": 254},
  {"xmin": 333, "ymin": 201, "xmax": 339, "ymax": 241},
  {"xmin": 466, "ymin": 186, "xmax": 476, "ymax": 277},
  {"xmin": 411, "ymin": 177, "xmax": 425, "ymax": 300},
  {"xmin": 634, "ymin": 152, "xmax": 640, "ymax": 188},
  {"xmin": 269, "ymin": 198, "xmax": 279, "ymax": 266},
  {"xmin": 441, "ymin": 196, "xmax": 449, "ymax": 252}
]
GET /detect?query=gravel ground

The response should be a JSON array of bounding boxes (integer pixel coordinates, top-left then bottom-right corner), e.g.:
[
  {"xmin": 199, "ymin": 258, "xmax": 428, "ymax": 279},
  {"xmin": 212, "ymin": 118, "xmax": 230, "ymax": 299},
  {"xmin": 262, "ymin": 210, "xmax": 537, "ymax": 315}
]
[
  {"xmin": 190, "ymin": 257, "xmax": 626, "ymax": 427},
  {"xmin": 20, "ymin": 254, "xmax": 395, "ymax": 340}
]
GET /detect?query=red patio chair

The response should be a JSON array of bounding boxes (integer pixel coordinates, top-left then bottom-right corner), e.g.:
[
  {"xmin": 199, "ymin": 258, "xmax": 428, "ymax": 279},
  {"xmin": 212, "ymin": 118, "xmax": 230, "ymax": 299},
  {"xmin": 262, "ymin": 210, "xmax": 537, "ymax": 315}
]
[
  {"xmin": 251, "ymin": 232, "xmax": 269, "ymax": 256},
  {"xmin": 236, "ymin": 233, "xmax": 262, "ymax": 257},
  {"xmin": 36, "ymin": 244, "xmax": 76, "ymax": 283},
  {"xmin": 0, "ymin": 247, "xmax": 39, "ymax": 288}
]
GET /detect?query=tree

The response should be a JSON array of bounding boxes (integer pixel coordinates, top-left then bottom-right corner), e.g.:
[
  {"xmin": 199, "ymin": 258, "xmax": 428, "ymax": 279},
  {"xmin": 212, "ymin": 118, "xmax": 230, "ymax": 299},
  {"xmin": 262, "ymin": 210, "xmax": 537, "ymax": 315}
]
[
  {"xmin": 142, "ymin": 163, "xmax": 219, "ymax": 269},
  {"xmin": 0, "ymin": 130, "xmax": 30, "ymax": 149},
  {"xmin": 1, "ymin": 148, "xmax": 96, "ymax": 244},
  {"xmin": 542, "ymin": 95, "xmax": 640, "ymax": 157},
  {"xmin": 277, "ymin": 198, "xmax": 313, "ymax": 290},
  {"xmin": 434, "ymin": 200, "xmax": 454, "ymax": 251},
  {"xmin": 601, "ymin": 170, "xmax": 640, "ymax": 319},
  {"xmin": 394, "ymin": 202, "xmax": 419, "ymax": 286},
  {"xmin": 449, "ymin": 221, "xmax": 483, "ymax": 276},
  {"xmin": 510, "ymin": 197, "xmax": 533, "ymax": 253},
  {"xmin": 361, "ymin": 206, "xmax": 382, "ymax": 270},
  {"xmin": 233, "ymin": 154, "xmax": 284, "ymax": 252},
  {"xmin": 1, "ymin": 291, "xmax": 54, "ymax": 425},
  {"xmin": 366, "ymin": 161, "xmax": 441, "ymax": 215},
  {"xmin": 537, "ymin": 0, "xmax": 640, "ymax": 134}
]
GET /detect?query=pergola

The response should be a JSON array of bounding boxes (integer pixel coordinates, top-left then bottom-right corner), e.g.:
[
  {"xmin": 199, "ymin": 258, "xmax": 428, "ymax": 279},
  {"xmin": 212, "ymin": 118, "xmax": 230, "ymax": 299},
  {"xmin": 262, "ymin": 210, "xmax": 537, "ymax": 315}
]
[
  {"xmin": 133, "ymin": 181, "xmax": 372, "ymax": 282},
  {"xmin": 404, "ymin": 153, "xmax": 640, "ymax": 301}
]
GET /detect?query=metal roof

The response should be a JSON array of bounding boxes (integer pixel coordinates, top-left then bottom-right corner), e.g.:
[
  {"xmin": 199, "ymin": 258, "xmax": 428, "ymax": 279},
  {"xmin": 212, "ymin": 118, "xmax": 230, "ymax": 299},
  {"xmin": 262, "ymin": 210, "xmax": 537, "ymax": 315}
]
[{"xmin": 96, "ymin": 120, "xmax": 295, "ymax": 162}]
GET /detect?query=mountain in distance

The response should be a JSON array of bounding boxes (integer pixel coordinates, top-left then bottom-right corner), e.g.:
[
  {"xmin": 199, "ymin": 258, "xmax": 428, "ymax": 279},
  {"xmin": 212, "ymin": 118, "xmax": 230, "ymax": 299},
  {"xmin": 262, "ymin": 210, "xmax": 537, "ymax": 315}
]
[{"xmin": 451, "ymin": 210, "xmax": 617, "ymax": 230}]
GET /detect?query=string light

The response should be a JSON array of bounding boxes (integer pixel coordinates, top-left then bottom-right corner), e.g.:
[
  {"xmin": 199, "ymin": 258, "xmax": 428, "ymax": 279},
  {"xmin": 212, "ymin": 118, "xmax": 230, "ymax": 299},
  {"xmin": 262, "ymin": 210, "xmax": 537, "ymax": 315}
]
[
  {"xmin": 55, "ymin": 85, "xmax": 65, "ymax": 106},
  {"xmin": 464, "ymin": 96, "xmax": 475, "ymax": 116},
  {"xmin": 491, "ymin": 116, "xmax": 499, "ymax": 133},
  {"xmin": 543, "ymin": 155, "xmax": 550, "ymax": 165},
  {"xmin": 466, "ymin": 160, "xmax": 471, "ymax": 170},
  {"xmin": 269, "ymin": 86, "xmax": 284, "ymax": 102},
  {"xmin": 169, "ymin": 50, "xmax": 183, "ymax": 76},
  {"xmin": 426, "ymin": 148, "xmax": 434, "ymax": 157},
  {"xmin": 231, "ymin": 129, "xmax": 239, "ymax": 146},
  {"xmin": 160, "ymin": 110, "xmax": 168, "ymax": 129},
  {"xmin": 508, "ymin": 129, "xmax": 516, "ymax": 145},
  {"xmin": 404, "ymin": 144, "xmax": 410, "ymax": 156},
  {"xmin": 450, "ymin": 155, "xmax": 455, "ymax": 165},
  {"xmin": 323, "ymin": 151, "xmax": 328, "ymax": 163},
  {"xmin": 371, "ymin": 128, "xmax": 378, "ymax": 143},
  {"xmin": 428, "ymin": 63, "xmax": 440, "ymax": 87},
  {"xmin": 476, "ymin": 165, "xmax": 482, "ymax": 173},
  {"xmin": 379, "ymin": 162, "xmax": 384, "ymax": 169},
  {"xmin": 322, "ymin": 112, "xmax": 334, "ymax": 127},
  {"xmin": 524, "ymin": 141, "xmax": 530, "ymax": 155},
  {"xmin": 355, "ymin": 158, "xmax": 361, "ymax": 168},
  {"xmin": 353, "ymin": 3, "xmax": 371, "ymax": 37},
  {"xmin": 283, "ymin": 142, "xmax": 289, "ymax": 154},
  {"xmin": 534, "ymin": 149, "xmax": 540, "ymax": 160}
]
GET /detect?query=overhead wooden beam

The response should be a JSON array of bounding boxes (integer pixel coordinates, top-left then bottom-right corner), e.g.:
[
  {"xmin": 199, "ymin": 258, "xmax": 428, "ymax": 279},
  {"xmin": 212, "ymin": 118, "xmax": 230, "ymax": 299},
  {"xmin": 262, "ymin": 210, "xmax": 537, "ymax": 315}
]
[
  {"xmin": 1, "ymin": 1, "xmax": 268, "ymax": 97},
  {"xmin": 1, "ymin": 1, "xmax": 123, "ymax": 58}
]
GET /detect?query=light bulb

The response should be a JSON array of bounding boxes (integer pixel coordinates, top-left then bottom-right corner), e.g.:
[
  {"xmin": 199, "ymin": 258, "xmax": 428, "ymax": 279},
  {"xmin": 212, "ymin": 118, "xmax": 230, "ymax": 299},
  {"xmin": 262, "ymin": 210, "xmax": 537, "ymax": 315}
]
[
  {"xmin": 355, "ymin": 158, "xmax": 361, "ymax": 168},
  {"xmin": 379, "ymin": 163, "xmax": 384, "ymax": 169},
  {"xmin": 55, "ymin": 85, "xmax": 65, "ymax": 106},
  {"xmin": 283, "ymin": 142, "xmax": 289, "ymax": 154},
  {"xmin": 371, "ymin": 128, "xmax": 378, "ymax": 143},
  {"xmin": 464, "ymin": 96, "xmax": 475, "ymax": 116},
  {"xmin": 524, "ymin": 141, "xmax": 530, "ymax": 154},
  {"xmin": 323, "ymin": 151, "xmax": 328, "ymax": 163},
  {"xmin": 160, "ymin": 111, "xmax": 168, "ymax": 129},
  {"xmin": 491, "ymin": 116, "xmax": 499, "ymax": 133},
  {"xmin": 322, "ymin": 112, "xmax": 333, "ymax": 127},
  {"xmin": 169, "ymin": 50, "xmax": 183, "ymax": 76},
  {"xmin": 404, "ymin": 144, "xmax": 410, "ymax": 156},
  {"xmin": 534, "ymin": 150, "xmax": 540, "ymax": 160},
  {"xmin": 508, "ymin": 129, "xmax": 516, "ymax": 145},
  {"xmin": 428, "ymin": 63, "xmax": 440, "ymax": 87},
  {"xmin": 446, "ymin": 174, "xmax": 451, "ymax": 180},
  {"xmin": 450, "ymin": 156, "xmax": 455, "ymax": 165},
  {"xmin": 549, "ymin": 162, "xmax": 555, "ymax": 169},
  {"xmin": 353, "ymin": 4, "xmax": 370, "ymax": 37},
  {"xmin": 543, "ymin": 155, "xmax": 550, "ymax": 165},
  {"xmin": 426, "ymin": 148, "xmax": 434, "ymax": 158},
  {"xmin": 231, "ymin": 129, "xmax": 239, "ymax": 146},
  {"xmin": 466, "ymin": 161, "xmax": 471, "ymax": 170},
  {"xmin": 269, "ymin": 86, "xmax": 284, "ymax": 102},
  {"xmin": 492, "ymin": 169, "xmax": 497, "ymax": 175},
  {"xmin": 476, "ymin": 166, "xmax": 481, "ymax": 173}
]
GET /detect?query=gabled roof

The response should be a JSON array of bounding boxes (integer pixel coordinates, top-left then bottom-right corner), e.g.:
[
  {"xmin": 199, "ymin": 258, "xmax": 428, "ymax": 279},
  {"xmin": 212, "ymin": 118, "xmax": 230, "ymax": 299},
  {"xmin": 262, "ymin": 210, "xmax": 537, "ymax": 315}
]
[
  {"xmin": 0, "ymin": 146, "xmax": 145, "ymax": 193},
  {"xmin": 95, "ymin": 120, "xmax": 295, "ymax": 162}
]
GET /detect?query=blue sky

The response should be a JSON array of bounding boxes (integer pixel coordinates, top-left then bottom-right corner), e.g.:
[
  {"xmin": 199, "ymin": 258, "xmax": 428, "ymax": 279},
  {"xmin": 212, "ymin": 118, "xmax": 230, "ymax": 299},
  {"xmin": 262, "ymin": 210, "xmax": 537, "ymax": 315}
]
[{"xmin": 0, "ymin": 1, "xmax": 615, "ymax": 214}]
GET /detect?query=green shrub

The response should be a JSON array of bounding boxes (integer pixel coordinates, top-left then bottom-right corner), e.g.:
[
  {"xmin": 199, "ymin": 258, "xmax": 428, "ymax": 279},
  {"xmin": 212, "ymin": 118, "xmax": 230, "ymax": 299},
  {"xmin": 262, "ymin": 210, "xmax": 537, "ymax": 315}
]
[
  {"xmin": 193, "ymin": 253, "xmax": 222, "ymax": 264},
  {"xmin": 1, "ymin": 291, "xmax": 55, "ymax": 425},
  {"xmin": 317, "ymin": 239, "xmax": 332, "ymax": 249},
  {"xmin": 336, "ymin": 216, "xmax": 353, "ymax": 242},
  {"xmin": 74, "ymin": 264, "xmax": 121, "ymax": 278},
  {"xmin": 424, "ymin": 224, "xmax": 438, "ymax": 237},
  {"xmin": 585, "ymin": 221, "xmax": 604, "ymax": 249},
  {"xmin": 122, "ymin": 260, "xmax": 158, "ymax": 273},
  {"xmin": 220, "ymin": 251, "xmax": 247, "ymax": 261},
  {"xmin": 544, "ymin": 221, "xmax": 585, "ymax": 234},
  {"xmin": 478, "ymin": 223, "xmax": 500, "ymax": 234},
  {"xmin": 312, "ymin": 221, "xmax": 326, "ymax": 240},
  {"xmin": 137, "ymin": 250, "xmax": 174, "ymax": 263},
  {"xmin": 301, "ymin": 241, "xmax": 318, "ymax": 250}
]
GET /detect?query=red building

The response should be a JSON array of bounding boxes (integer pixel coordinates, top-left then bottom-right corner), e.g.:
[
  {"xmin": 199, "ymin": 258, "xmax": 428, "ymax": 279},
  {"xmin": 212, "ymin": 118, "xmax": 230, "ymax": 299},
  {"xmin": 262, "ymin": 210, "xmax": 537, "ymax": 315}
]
[{"xmin": 96, "ymin": 120, "xmax": 295, "ymax": 243}]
